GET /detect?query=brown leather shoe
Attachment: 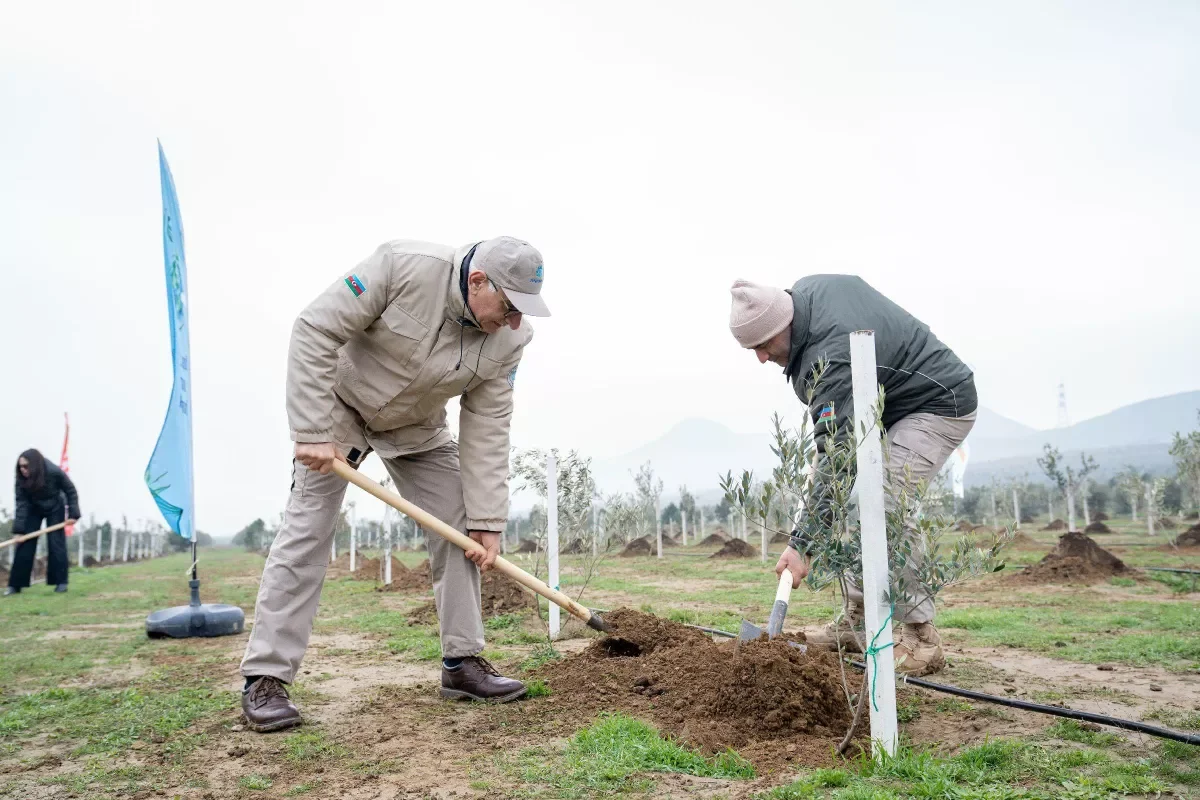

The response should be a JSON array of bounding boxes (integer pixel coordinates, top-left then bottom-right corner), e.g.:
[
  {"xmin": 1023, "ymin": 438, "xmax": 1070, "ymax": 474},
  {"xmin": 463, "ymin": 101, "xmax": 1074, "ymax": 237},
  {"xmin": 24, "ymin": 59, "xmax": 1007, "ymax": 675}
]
[
  {"xmin": 242, "ymin": 676, "xmax": 303, "ymax": 732},
  {"xmin": 440, "ymin": 657, "xmax": 527, "ymax": 703}
]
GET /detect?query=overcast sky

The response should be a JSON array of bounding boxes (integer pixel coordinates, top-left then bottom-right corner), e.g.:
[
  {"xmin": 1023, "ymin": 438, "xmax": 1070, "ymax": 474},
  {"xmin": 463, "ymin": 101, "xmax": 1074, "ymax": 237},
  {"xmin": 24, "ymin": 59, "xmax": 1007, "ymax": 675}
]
[{"xmin": 2, "ymin": 1, "xmax": 1197, "ymax": 533}]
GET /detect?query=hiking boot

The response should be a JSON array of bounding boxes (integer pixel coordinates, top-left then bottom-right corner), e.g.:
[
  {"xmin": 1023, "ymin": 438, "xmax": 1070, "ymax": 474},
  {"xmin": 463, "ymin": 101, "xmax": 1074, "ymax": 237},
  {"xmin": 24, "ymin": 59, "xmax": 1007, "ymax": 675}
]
[
  {"xmin": 893, "ymin": 622, "xmax": 945, "ymax": 677},
  {"xmin": 3, "ymin": 587, "xmax": 19, "ymax": 596},
  {"xmin": 54, "ymin": 584, "xmax": 68, "ymax": 593},
  {"xmin": 805, "ymin": 605, "xmax": 866, "ymax": 653},
  {"xmin": 242, "ymin": 677, "xmax": 303, "ymax": 732},
  {"xmin": 440, "ymin": 657, "xmax": 527, "ymax": 703}
]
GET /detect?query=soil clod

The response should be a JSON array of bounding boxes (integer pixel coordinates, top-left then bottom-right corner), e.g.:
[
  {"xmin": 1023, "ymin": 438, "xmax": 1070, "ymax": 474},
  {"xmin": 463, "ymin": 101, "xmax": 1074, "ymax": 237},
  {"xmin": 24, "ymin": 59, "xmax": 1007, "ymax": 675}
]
[{"xmin": 1172, "ymin": 524, "xmax": 1200, "ymax": 548}]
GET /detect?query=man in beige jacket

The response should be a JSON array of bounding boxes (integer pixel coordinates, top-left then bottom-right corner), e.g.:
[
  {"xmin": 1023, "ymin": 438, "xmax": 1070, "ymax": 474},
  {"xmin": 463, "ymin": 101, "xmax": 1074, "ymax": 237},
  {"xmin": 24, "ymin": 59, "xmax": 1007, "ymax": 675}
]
[{"xmin": 240, "ymin": 237, "xmax": 549, "ymax": 732}]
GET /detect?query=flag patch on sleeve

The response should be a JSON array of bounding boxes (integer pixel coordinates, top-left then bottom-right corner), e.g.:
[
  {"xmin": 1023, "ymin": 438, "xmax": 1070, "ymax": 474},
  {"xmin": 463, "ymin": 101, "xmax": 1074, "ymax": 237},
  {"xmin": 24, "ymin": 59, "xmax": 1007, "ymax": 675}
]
[
  {"xmin": 344, "ymin": 274, "xmax": 367, "ymax": 297},
  {"xmin": 818, "ymin": 403, "xmax": 835, "ymax": 422},
  {"xmin": 508, "ymin": 366, "xmax": 518, "ymax": 388}
]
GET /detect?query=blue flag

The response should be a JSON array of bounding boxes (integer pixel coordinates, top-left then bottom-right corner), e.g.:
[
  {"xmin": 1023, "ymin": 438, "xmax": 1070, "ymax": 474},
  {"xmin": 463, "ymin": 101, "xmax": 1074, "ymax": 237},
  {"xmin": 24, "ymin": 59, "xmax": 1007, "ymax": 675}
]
[{"xmin": 145, "ymin": 142, "xmax": 195, "ymax": 540}]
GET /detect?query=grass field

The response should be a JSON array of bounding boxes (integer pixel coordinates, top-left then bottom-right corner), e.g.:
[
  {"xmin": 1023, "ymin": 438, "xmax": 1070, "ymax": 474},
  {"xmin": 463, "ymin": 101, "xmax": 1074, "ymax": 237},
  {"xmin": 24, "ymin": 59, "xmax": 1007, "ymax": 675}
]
[{"xmin": 0, "ymin": 517, "xmax": 1197, "ymax": 798}]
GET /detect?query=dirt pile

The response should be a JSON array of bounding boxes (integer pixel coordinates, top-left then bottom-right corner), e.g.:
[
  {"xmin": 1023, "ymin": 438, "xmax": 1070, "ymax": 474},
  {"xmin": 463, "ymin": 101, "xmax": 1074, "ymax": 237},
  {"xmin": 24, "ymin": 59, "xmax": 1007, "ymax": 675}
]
[
  {"xmin": 1172, "ymin": 524, "xmax": 1200, "ymax": 548},
  {"xmin": 696, "ymin": 533, "xmax": 728, "ymax": 547},
  {"xmin": 82, "ymin": 555, "xmax": 103, "ymax": 568},
  {"xmin": 560, "ymin": 538, "xmax": 589, "ymax": 555},
  {"xmin": 1041, "ymin": 519, "xmax": 1067, "ymax": 531},
  {"xmin": 661, "ymin": 535, "xmax": 680, "ymax": 548},
  {"xmin": 1084, "ymin": 521, "xmax": 1113, "ymax": 535},
  {"xmin": 536, "ymin": 609, "xmax": 852, "ymax": 761},
  {"xmin": 376, "ymin": 559, "xmax": 433, "ymax": 592},
  {"xmin": 407, "ymin": 571, "xmax": 533, "ymax": 622},
  {"xmin": 514, "ymin": 539, "xmax": 539, "ymax": 554},
  {"xmin": 954, "ymin": 520, "xmax": 974, "ymax": 532},
  {"xmin": 1016, "ymin": 531, "xmax": 1128, "ymax": 584},
  {"xmin": 770, "ymin": 532, "xmax": 792, "ymax": 544},
  {"xmin": 1009, "ymin": 531, "xmax": 1039, "ymax": 547},
  {"xmin": 1158, "ymin": 517, "xmax": 1178, "ymax": 530},
  {"xmin": 619, "ymin": 537, "xmax": 652, "ymax": 557},
  {"xmin": 709, "ymin": 539, "xmax": 757, "ymax": 559},
  {"xmin": 1095, "ymin": 511, "xmax": 1110, "ymax": 521}
]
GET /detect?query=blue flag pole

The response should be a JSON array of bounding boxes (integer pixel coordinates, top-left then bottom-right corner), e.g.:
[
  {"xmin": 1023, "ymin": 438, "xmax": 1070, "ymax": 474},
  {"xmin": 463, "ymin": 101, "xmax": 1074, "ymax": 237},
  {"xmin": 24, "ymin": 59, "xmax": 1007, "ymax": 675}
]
[{"xmin": 144, "ymin": 142, "xmax": 243, "ymax": 639}]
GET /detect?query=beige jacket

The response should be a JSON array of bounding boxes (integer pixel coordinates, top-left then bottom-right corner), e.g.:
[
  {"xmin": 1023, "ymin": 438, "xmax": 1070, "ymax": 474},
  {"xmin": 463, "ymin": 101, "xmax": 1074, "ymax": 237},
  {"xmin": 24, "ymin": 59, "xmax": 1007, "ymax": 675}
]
[{"xmin": 286, "ymin": 240, "xmax": 533, "ymax": 531}]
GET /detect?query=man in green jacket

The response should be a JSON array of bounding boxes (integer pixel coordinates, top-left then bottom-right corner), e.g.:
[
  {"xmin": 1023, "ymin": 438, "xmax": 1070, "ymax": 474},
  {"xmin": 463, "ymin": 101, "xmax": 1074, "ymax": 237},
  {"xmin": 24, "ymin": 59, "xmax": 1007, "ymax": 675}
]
[{"xmin": 728, "ymin": 275, "xmax": 977, "ymax": 676}]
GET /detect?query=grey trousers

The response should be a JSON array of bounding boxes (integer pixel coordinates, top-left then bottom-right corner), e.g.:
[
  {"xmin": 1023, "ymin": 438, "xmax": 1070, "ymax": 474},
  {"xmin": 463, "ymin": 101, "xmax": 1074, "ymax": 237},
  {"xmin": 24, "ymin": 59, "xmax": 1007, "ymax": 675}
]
[
  {"xmin": 240, "ymin": 442, "xmax": 485, "ymax": 683},
  {"xmin": 845, "ymin": 411, "xmax": 976, "ymax": 625}
]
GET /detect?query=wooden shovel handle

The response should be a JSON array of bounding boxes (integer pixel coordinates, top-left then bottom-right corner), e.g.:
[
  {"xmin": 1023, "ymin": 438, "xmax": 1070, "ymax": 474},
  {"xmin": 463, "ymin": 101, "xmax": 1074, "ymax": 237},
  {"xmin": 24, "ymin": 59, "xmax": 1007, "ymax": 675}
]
[
  {"xmin": 330, "ymin": 460, "xmax": 604, "ymax": 629},
  {"xmin": 0, "ymin": 521, "xmax": 69, "ymax": 549}
]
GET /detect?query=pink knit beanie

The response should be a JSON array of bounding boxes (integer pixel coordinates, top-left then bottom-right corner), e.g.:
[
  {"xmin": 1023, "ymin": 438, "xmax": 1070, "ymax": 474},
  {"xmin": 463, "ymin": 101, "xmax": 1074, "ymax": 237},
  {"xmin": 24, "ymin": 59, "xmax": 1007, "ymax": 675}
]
[{"xmin": 729, "ymin": 279, "xmax": 793, "ymax": 348}]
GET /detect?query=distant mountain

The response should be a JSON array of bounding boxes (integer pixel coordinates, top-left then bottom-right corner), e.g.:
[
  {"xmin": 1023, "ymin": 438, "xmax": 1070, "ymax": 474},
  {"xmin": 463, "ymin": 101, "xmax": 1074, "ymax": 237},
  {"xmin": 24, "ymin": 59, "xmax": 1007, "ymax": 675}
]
[
  {"xmin": 967, "ymin": 390, "xmax": 1200, "ymax": 465},
  {"xmin": 588, "ymin": 391, "xmax": 1200, "ymax": 502}
]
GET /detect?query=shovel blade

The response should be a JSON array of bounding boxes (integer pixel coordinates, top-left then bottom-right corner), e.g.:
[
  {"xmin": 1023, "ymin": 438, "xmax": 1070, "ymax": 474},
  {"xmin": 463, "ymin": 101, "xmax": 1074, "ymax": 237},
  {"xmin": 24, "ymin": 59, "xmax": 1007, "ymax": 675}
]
[{"xmin": 738, "ymin": 619, "xmax": 766, "ymax": 642}]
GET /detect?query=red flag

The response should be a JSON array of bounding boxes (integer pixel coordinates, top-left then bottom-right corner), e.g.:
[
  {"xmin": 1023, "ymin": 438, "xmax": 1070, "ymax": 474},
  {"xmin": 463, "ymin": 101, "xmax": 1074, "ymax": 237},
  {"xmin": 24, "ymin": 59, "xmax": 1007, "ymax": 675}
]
[{"xmin": 61, "ymin": 413, "xmax": 74, "ymax": 536}]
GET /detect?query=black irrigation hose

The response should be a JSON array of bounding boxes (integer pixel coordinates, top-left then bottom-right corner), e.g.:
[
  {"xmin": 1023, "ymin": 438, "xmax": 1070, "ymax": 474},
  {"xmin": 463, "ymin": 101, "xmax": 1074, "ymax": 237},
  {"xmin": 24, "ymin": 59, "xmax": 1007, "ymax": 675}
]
[{"xmin": 686, "ymin": 623, "xmax": 1200, "ymax": 747}]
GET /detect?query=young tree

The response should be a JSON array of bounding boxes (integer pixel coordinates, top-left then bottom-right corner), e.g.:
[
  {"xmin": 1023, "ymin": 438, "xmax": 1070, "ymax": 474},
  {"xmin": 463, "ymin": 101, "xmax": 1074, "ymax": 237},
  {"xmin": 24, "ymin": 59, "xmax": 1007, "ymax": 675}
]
[
  {"xmin": 513, "ymin": 448, "xmax": 598, "ymax": 550},
  {"xmin": 721, "ymin": 378, "xmax": 1005, "ymax": 752},
  {"xmin": 1170, "ymin": 410, "xmax": 1200, "ymax": 514},
  {"xmin": 1144, "ymin": 476, "xmax": 1166, "ymax": 536},
  {"xmin": 632, "ymin": 461, "xmax": 664, "ymax": 555},
  {"xmin": 678, "ymin": 485, "xmax": 697, "ymax": 545},
  {"xmin": 1117, "ymin": 466, "xmax": 1142, "ymax": 522},
  {"xmin": 1037, "ymin": 445, "xmax": 1097, "ymax": 532}
]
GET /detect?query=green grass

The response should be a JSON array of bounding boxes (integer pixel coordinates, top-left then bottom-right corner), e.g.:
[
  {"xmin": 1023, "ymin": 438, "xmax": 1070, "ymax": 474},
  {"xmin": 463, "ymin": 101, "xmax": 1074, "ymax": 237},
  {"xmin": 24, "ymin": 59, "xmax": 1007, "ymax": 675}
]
[
  {"xmin": 238, "ymin": 773, "xmax": 274, "ymax": 790},
  {"xmin": 761, "ymin": 740, "xmax": 1166, "ymax": 800},
  {"xmin": 525, "ymin": 679, "xmax": 551, "ymax": 698},
  {"xmin": 384, "ymin": 627, "xmax": 442, "ymax": 660},
  {"xmin": 519, "ymin": 643, "xmax": 561, "ymax": 672},
  {"xmin": 1045, "ymin": 719, "xmax": 1123, "ymax": 748},
  {"xmin": 282, "ymin": 729, "xmax": 350, "ymax": 764},
  {"xmin": 501, "ymin": 713, "xmax": 753, "ymax": 796}
]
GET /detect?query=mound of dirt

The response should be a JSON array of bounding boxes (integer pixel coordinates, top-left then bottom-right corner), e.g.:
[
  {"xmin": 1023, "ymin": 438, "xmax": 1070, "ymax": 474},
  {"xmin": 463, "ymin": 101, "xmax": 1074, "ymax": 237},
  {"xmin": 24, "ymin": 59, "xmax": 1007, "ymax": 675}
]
[
  {"xmin": 82, "ymin": 555, "xmax": 103, "ymax": 568},
  {"xmin": 1172, "ymin": 524, "xmax": 1200, "ymax": 548},
  {"xmin": 1009, "ymin": 531, "xmax": 1039, "ymax": 547},
  {"xmin": 1084, "ymin": 521, "xmax": 1113, "ymax": 535},
  {"xmin": 709, "ymin": 539, "xmax": 757, "ymax": 559},
  {"xmin": 954, "ymin": 520, "xmax": 974, "ymax": 532},
  {"xmin": 696, "ymin": 533, "xmax": 728, "ymax": 547},
  {"xmin": 514, "ymin": 539, "xmax": 539, "ymax": 554},
  {"xmin": 536, "ymin": 609, "xmax": 852, "ymax": 761},
  {"xmin": 1186, "ymin": 511, "xmax": 1200, "ymax": 520},
  {"xmin": 1094, "ymin": 511, "xmax": 1110, "ymax": 521},
  {"xmin": 481, "ymin": 572, "xmax": 535, "ymax": 615},
  {"xmin": 376, "ymin": 559, "xmax": 433, "ymax": 592},
  {"xmin": 661, "ymin": 535, "xmax": 680, "ymax": 548},
  {"xmin": 1158, "ymin": 517, "xmax": 1179, "ymax": 530},
  {"xmin": 560, "ymin": 538, "xmax": 589, "ymax": 555},
  {"xmin": 619, "ymin": 537, "xmax": 652, "ymax": 557},
  {"xmin": 770, "ymin": 532, "xmax": 792, "ymax": 544},
  {"xmin": 1015, "ymin": 531, "xmax": 1128, "ymax": 584},
  {"xmin": 1041, "ymin": 519, "xmax": 1067, "ymax": 531}
]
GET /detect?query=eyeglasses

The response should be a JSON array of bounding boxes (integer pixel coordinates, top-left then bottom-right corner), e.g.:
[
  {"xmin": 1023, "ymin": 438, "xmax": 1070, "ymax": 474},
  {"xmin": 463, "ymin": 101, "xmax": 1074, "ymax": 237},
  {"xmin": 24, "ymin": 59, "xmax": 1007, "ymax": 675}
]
[{"xmin": 490, "ymin": 280, "xmax": 522, "ymax": 320}]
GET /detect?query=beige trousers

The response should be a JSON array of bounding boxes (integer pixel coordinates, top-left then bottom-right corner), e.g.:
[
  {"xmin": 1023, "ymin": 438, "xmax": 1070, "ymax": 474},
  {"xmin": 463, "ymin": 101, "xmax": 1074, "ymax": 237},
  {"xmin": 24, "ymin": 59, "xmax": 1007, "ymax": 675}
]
[
  {"xmin": 240, "ymin": 440, "xmax": 485, "ymax": 683},
  {"xmin": 845, "ymin": 411, "xmax": 976, "ymax": 625}
]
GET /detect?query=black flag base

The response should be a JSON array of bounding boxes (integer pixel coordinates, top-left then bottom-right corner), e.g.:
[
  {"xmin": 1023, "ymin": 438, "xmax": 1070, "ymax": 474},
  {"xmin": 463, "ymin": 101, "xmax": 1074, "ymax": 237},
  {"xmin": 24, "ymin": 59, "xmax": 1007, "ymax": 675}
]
[{"xmin": 146, "ymin": 579, "xmax": 245, "ymax": 639}]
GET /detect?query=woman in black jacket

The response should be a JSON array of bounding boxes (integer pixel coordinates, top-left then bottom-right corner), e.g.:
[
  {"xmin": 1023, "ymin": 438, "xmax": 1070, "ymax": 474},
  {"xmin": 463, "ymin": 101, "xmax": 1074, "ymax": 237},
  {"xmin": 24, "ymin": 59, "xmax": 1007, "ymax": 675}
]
[{"xmin": 6, "ymin": 449, "xmax": 80, "ymax": 595}]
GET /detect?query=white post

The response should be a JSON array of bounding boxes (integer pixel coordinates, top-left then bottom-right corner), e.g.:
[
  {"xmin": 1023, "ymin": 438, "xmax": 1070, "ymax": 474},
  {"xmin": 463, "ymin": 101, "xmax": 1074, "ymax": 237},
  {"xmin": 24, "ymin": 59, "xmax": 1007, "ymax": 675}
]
[
  {"xmin": 592, "ymin": 506, "xmax": 599, "ymax": 556},
  {"xmin": 349, "ymin": 505, "xmax": 357, "ymax": 575},
  {"xmin": 1082, "ymin": 483, "xmax": 1091, "ymax": 527},
  {"xmin": 1012, "ymin": 489, "xmax": 1021, "ymax": 531},
  {"xmin": 77, "ymin": 527, "xmax": 85, "ymax": 567},
  {"xmin": 1067, "ymin": 480, "xmax": 1077, "ymax": 532},
  {"xmin": 331, "ymin": 535, "xmax": 337, "ymax": 562},
  {"xmin": 1146, "ymin": 484, "xmax": 1156, "ymax": 537},
  {"xmin": 122, "ymin": 529, "xmax": 130, "ymax": 562},
  {"xmin": 110, "ymin": 523, "xmax": 117, "ymax": 562},
  {"xmin": 681, "ymin": 510, "xmax": 688, "ymax": 547},
  {"xmin": 700, "ymin": 508, "xmax": 706, "ymax": 540},
  {"xmin": 547, "ymin": 453, "xmax": 560, "ymax": 640},
  {"xmin": 383, "ymin": 522, "xmax": 393, "ymax": 586},
  {"xmin": 94, "ymin": 516, "xmax": 101, "ymax": 563},
  {"xmin": 849, "ymin": 330, "xmax": 898, "ymax": 758},
  {"xmin": 656, "ymin": 497, "xmax": 663, "ymax": 559}
]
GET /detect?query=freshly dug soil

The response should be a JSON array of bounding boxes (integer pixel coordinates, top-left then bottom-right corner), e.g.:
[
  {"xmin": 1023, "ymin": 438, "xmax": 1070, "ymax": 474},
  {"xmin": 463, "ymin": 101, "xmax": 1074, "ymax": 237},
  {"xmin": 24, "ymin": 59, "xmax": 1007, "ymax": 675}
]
[
  {"xmin": 536, "ymin": 609, "xmax": 853, "ymax": 762},
  {"xmin": 1015, "ymin": 531, "xmax": 1128, "ymax": 584},
  {"xmin": 619, "ymin": 537, "xmax": 652, "ymax": 557},
  {"xmin": 1009, "ymin": 532, "xmax": 1039, "ymax": 547},
  {"xmin": 376, "ymin": 559, "xmax": 432, "ymax": 592},
  {"xmin": 1041, "ymin": 519, "xmax": 1067, "ymax": 531},
  {"xmin": 1158, "ymin": 517, "xmax": 1179, "ymax": 530},
  {"xmin": 1172, "ymin": 524, "xmax": 1200, "ymax": 548},
  {"xmin": 514, "ymin": 539, "xmax": 539, "ymax": 554},
  {"xmin": 1095, "ymin": 511, "xmax": 1110, "ymax": 521},
  {"xmin": 696, "ymin": 533, "xmax": 728, "ymax": 547},
  {"xmin": 1084, "ymin": 521, "xmax": 1113, "ymax": 535},
  {"xmin": 560, "ymin": 538, "xmax": 589, "ymax": 555},
  {"xmin": 709, "ymin": 539, "xmax": 757, "ymax": 559},
  {"xmin": 661, "ymin": 535, "xmax": 680, "ymax": 548},
  {"xmin": 82, "ymin": 555, "xmax": 103, "ymax": 568},
  {"xmin": 770, "ymin": 532, "xmax": 792, "ymax": 544}
]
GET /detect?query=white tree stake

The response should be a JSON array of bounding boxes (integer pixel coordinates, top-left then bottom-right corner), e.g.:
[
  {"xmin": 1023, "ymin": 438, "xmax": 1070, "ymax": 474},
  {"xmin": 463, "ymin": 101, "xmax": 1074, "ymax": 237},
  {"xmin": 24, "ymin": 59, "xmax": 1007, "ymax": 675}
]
[
  {"xmin": 349, "ymin": 504, "xmax": 357, "ymax": 574},
  {"xmin": 383, "ymin": 520, "xmax": 393, "ymax": 586},
  {"xmin": 656, "ymin": 496, "xmax": 663, "ymax": 559},
  {"xmin": 547, "ymin": 453, "xmax": 561, "ymax": 639},
  {"xmin": 1067, "ymin": 477, "xmax": 1077, "ymax": 532},
  {"xmin": 77, "ymin": 526, "xmax": 84, "ymax": 567},
  {"xmin": 681, "ymin": 509, "xmax": 688, "ymax": 547},
  {"xmin": 849, "ymin": 330, "xmax": 898, "ymax": 758},
  {"xmin": 1012, "ymin": 489, "xmax": 1021, "ymax": 530}
]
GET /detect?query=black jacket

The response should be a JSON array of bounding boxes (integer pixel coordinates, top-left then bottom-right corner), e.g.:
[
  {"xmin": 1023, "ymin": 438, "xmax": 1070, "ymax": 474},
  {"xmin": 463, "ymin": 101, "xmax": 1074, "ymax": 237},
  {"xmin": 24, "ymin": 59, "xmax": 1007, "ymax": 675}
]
[
  {"xmin": 13, "ymin": 462, "xmax": 80, "ymax": 534},
  {"xmin": 785, "ymin": 274, "xmax": 976, "ymax": 454}
]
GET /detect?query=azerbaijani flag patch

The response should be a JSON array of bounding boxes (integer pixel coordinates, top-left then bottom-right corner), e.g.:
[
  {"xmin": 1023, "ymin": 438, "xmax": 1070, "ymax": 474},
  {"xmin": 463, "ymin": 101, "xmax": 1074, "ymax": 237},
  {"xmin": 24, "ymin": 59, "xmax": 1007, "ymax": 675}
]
[
  {"xmin": 344, "ymin": 274, "xmax": 367, "ymax": 297},
  {"xmin": 819, "ymin": 403, "xmax": 835, "ymax": 422}
]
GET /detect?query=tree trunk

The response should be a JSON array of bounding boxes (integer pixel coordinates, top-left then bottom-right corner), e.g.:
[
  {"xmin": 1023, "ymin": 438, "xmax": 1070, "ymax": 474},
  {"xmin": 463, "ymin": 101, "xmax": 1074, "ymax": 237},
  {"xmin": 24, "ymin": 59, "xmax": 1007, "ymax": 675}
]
[
  {"xmin": 1145, "ymin": 486, "xmax": 1156, "ymax": 537},
  {"xmin": 760, "ymin": 519, "xmax": 767, "ymax": 563},
  {"xmin": 1131, "ymin": 495, "xmax": 1138, "ymax": 522}
]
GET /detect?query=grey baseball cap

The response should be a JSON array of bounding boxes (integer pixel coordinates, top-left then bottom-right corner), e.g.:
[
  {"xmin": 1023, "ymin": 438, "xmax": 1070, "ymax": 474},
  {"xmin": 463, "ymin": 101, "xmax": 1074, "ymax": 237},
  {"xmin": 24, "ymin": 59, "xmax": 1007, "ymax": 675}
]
[{"xmin": 473, "ymin": 236, "xmax": 550, "ymax": 317}]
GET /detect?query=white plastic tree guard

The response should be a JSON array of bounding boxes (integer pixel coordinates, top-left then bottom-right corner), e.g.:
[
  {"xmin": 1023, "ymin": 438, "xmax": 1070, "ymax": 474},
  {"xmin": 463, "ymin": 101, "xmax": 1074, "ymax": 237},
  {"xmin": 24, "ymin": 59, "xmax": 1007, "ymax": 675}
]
[
  {"xmin": 349, "ymin": 504, "xmax": 357, "ymax": 574},
  {"xmin": 656, "ymin": 497, "xmax": 663, "ymax": 559},
  {"xmin": 77, "ymin": 527, "xmax": 84, "ymax": 567},
  {"xmin": 849, "ymin": 330, "xmax": 899, "ymax": 758},
  {"xmin": 547, "ymin": 453, "xmax": 561, "ymax": 640}
]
